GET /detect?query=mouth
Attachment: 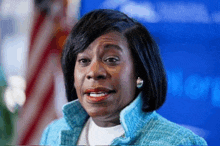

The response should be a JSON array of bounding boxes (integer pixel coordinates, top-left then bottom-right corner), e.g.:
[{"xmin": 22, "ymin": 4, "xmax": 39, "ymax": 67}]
[{"xmin": 84, "ymin": 87, "xmax": 116, "ymax": 102}]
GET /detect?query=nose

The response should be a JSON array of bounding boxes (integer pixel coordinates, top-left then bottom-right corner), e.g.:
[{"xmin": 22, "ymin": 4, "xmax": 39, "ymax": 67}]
[{"xmin": 86, "ymin": 61, "xmax": 107, "ymax": 80}]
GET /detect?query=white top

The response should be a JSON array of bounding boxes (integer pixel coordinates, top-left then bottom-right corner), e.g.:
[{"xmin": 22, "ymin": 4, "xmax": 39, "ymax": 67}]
[{"xmin": 77, "ymin": 117, "xmax": 125, "ymax": 145}]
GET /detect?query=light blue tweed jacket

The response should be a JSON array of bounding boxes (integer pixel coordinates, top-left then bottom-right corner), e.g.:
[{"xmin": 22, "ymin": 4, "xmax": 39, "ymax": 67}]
[{"xmin": 40, "ymin": 93, "xmax": 207, "ymax": 145}]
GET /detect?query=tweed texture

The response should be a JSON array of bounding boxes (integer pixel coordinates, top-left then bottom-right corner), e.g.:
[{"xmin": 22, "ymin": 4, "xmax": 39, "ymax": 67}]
[{"xmin": 40, "ymin": 93, "xmax": 207, "ymax": 146}]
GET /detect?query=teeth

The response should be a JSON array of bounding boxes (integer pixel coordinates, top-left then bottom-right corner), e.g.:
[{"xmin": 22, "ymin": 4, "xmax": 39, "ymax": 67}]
[{"xmin": 89, "ymin": 92, "xmax": 107, "ymax": 97}]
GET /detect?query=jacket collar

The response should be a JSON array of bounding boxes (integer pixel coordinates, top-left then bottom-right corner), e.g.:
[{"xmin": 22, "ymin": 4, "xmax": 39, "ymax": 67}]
[
  {"xmin": 120, "ymin": 92, "xmax": 155, "ymax": 139},
  {"xmin": 61, "ymin": 92, "xmax": 155, "ymax": 145},
  {"xmin": 60, "ymin": 100, "xmax": 89, "ymax": 145},
  {"xmin": 63, "ymin": 99, "xmax": 89, "ymax": 128}
]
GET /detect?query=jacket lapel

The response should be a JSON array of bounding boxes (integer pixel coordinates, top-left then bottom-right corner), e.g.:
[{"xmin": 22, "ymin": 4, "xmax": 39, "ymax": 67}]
[
  {"xmin": 119, "ymin": 93, "xmax": 155, "ymax": 140},
  {"xmin": 60, "ymin": 127, "xmax": 82, "ymax": 145},
  {"xmin": 61, "ymin": 100, "xmax": 89, "ymax": 145}
]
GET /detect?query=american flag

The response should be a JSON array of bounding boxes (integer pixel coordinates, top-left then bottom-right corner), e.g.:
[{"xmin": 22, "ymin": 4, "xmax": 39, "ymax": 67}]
[{"xmin": 16, "ymin": 0, "xmax": 78, "ymax": 144}]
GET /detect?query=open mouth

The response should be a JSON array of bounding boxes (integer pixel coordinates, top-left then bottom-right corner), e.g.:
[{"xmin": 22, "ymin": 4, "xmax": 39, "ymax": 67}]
[{"xmin": 84, "ymin": 88, "xmax": 116, "ymax": 102}]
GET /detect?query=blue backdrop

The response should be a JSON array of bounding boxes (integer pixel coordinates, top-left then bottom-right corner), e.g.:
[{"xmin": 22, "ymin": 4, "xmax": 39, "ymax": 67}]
[{"xmin": 80, "ymin": 0, "xmax": 220, "ymax": 145}]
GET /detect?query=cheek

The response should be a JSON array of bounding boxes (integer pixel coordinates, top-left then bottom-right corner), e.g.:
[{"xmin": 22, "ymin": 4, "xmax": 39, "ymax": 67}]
[
  {"xmin": 115, "ymin": 64, "xmax": 136, "ymax": 92},
  {"xmin": 121, "ymin": 64, "xmax": 136, "ymax": 82},
  {"xmin": 74, "ymin": 68, "xmax": 84, "ymax": 85},
  {"xmin": 74, "ymin": 68, "xmax": 85, "ymax": 96},
  {"xmin": 109, "ymin": 63, "xmax": 134, "ymax": 78},
  {"xmin": 120, "ymin": 64, "xmax": 136, "ymax": 93}
]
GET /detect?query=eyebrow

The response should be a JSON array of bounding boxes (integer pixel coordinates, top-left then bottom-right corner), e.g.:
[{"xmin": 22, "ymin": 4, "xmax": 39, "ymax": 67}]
[{"xmin": 104, "ymin": 44, "xmax": 123, "ymax": 52}]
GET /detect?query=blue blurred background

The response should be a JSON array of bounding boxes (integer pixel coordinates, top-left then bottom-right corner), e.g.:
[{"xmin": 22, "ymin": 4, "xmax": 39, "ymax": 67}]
[{"xmin": 80, "ymin": 0, "xmax": 220, "ymax": 145}]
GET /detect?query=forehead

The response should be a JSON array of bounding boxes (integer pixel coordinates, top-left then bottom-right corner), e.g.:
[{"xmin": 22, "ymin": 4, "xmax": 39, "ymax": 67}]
[{"xmin": 85, "ymin": 32, "xmax": 129, "ymax": 52}]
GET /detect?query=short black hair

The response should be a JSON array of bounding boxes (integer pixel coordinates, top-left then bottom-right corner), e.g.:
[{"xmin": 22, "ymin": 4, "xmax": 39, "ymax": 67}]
[{"xmin": 61, "ymin": 9, "xmax": 167, "ymax": 112}]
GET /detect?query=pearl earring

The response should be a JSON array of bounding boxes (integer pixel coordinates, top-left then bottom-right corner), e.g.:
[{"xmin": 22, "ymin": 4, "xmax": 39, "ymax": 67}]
[{"xmin": 137, "ymin": 77, "xmax": 143, "ymax": 88}]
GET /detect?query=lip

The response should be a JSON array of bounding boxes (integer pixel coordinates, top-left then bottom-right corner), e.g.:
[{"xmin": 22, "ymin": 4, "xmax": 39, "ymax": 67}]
[{"xmin": 84, "ymin": 87, "xmax": 115, "ymax": 102}]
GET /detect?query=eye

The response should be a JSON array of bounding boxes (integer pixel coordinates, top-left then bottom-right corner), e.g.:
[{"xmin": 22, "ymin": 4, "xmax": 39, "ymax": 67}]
[
  {"xmin": 78, "ymin": 58, "xmax": 90, "ymax": 66},
  {"xmin": 104, "ymin": 56, "xmax": 120, "ymax": 65}
]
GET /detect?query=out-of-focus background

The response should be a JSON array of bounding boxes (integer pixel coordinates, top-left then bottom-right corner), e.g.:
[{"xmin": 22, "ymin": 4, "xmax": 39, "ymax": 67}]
[{"xmin": 0, "ymin": 0, "xmax": 219, "ymax": 145}]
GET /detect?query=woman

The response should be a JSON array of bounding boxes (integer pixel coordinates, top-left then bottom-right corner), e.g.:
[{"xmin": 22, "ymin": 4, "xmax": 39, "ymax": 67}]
[{"xmin": 40, "ymin": 9, "xmax": 207, "ymax": 145}]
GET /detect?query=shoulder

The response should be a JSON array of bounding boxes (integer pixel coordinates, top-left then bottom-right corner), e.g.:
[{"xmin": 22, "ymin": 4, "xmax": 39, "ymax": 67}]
[
  {"xmin": 39, "ymin": 118, "xmax": 70, "ymax": 145},
  {"xmin": 136, "ymin": 112, "xmax": 207, "ymax": 146}
]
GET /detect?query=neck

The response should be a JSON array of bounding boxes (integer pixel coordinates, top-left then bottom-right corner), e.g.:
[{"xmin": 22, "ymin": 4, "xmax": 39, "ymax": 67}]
[{"xmin": 91, "ymin": 114, "xmax": 121, "ymax": 127}]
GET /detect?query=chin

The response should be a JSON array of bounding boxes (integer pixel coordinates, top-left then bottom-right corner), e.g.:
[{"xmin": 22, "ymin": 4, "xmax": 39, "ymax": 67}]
[
  {"xmin": 87, "ymin": 110, "xmax": 109, "ymax": 117},
  {"xmin": 86, "ymin": 107, "xmax": 112, "ymax": 118}
]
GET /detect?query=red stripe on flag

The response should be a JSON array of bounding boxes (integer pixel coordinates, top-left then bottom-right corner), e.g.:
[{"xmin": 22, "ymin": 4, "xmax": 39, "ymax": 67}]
[
  {"xmin": 26, "ymin": 17, "xmax": 55, "ymax": 100},
  {"xmin": 18, "ymin": 10, "xmax": 57, "ymax": 144},
  {"xmin": 20, "ymin": 81, "xmax": 55, "ymax": 145},
  {"xmin": 26, "ymin": 96, "xmax": 57, "ymax": 144},
  {"xmin": 29, "ymin": 11, "xmax": 47, "ymax": 53},
  {"xmin": 25, "ymin": 42, "xmax": 52, "ymax": 99},
  {"xmin": 18, "ymin": 58, "xmax": 55, "ymax": 144}
]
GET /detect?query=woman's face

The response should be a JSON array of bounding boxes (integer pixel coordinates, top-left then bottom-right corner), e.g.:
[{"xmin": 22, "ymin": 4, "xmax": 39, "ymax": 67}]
[{"xmin": 74, "ymin": 32, "xmax": 137, "ymax": 124}]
